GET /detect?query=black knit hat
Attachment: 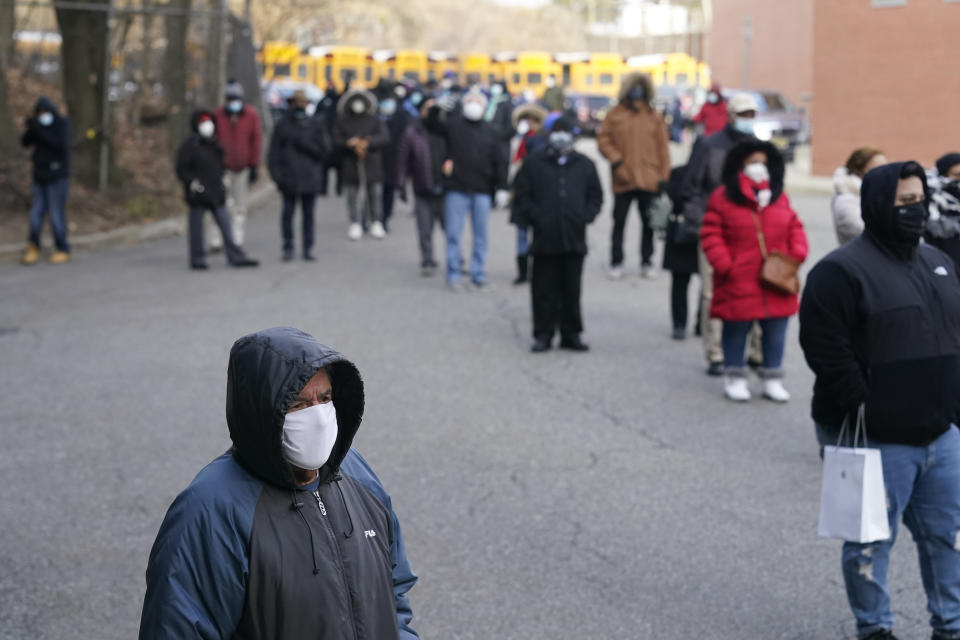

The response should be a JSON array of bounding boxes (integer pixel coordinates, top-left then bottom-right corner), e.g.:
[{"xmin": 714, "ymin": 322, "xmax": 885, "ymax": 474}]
[
  {"xmin": 936, "ymin": 153, "xmax": 960, "ymax": 177},
  {"xmin": 550, "ymin": 117, "xmax": 575, "ymax": 133}
]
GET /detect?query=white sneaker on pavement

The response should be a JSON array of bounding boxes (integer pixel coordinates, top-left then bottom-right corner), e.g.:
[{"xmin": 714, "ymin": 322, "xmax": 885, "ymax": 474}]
[
  {"xmin": 724, "ymin": 376, "xmax": 751, "ymax": 402},
  {"xmin": 348, "ymin": 223, "xmax": 363, "ymax": 241},
  {"xmin": 640, "ymin": 265, "xmax": 657, "ymax": 280},
  {"xmin": 370, "ymin": 221, "xmax": 386, "ymax": 239},
  {"xmin": 607, "ymin": 266, "xmax": 624, "ymax": 280},
  {"xmin": 762, "ymin": 379, "xmax": 791, "ymax": 403}
]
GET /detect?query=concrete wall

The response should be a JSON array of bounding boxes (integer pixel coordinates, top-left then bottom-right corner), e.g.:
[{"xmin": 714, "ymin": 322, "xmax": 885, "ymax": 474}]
[
  {"xmin": 709, "ymin": 0, "xmax": 813, "ymax": 108},
  {"xmin": 812, "ymin": 0, "xmax": 960, "ymax": 175}
]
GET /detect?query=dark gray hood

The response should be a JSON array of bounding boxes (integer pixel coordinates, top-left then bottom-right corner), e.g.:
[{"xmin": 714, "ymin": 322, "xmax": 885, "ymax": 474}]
[{"xmin": 226, "ymin": 327, "xmax": 365, "ymax": 489}]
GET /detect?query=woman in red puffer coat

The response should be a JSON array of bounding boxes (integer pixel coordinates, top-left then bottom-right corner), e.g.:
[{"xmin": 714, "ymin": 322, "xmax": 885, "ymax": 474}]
[{"xmin": 700, "ymin": 139, "xmax": 808, "ymax": 403}]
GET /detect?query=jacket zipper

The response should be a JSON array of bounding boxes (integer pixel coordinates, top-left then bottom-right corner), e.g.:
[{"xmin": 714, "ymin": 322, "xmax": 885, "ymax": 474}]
[{"xmin": 313, "ymin": 488, "xmax": 360, "ymax": 640}]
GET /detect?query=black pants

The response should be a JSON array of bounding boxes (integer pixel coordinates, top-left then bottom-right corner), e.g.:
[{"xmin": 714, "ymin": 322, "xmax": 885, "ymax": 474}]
[
  {"xmin": 382, "ymin": 181, "xmax": 395, "ymax": 230},
  {"xmin": 281, "ymin": 193, "xmax": 316, "ymax": 255},
  {"xmin": 610, "ymin": 188, "xmax": 656, "ymax": 267},
  {"xmin": 188, "ymin": 205, "xmax": 246, "ymax": 267},
  {"xmin": 670, "ymin": 271, "xmax": 694, "ymax": 331},
  {"xmin": 531, "ymin": 254, "xmax": 584, "ymax": 341}
]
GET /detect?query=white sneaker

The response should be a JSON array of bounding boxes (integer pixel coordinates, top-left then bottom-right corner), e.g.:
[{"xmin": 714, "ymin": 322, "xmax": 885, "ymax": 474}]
[
  {"xmin": 763, "ymin": 379, "xmax": 791, "ymax": 403},
  {"xmin": 640, "ymin": 265, "xmax": 657, "ymax": 280},
  {"xmin": 370, "ymin": 221, "xmax": 386, "ymax": 239},
  {"xmin": 607, "ymin": 266, "xmax": 624, "ymax": 280},
  {"xmin": 724, "ymin": 376, "xmax": 751, "ymax": 402},
  {"xmin": 348, "ymin": 223, "xmax": 363, "ymax": 241}
]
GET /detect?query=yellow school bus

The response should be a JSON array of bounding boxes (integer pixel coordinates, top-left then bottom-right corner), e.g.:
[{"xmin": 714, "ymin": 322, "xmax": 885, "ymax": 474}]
[
  {"xmin": 261, "ymin": 41, "xmax": 300, "ymax": 81},
  {"xmin": 307, "ymin": 45, "xmax": 371, "ymax": 91},
  {"xmin": 428, "ymin": 51, "xmax": 459, "ymax": 82},
  {"xmin": 556, "ymin": 52, "xmax": 624, "ymax": 97},
  {"xmin": 460, "ymin": 52, "xmax": 494, "ymax": 86}
]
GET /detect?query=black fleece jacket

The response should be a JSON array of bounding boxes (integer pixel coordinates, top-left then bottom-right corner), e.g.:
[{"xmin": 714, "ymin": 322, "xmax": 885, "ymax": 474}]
[
  {"xmin": 21, "ymin": 97, "xmax": 71, "ymax": 184},
  {"xmin": 799, "ymin": 162, "xmax": 960, "ymax": 445}
]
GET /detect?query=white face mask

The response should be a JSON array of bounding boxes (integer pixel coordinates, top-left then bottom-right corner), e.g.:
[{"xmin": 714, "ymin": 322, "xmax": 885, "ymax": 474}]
[
  {"xmin": 462, "ymin": 101, "xmax": 485, "ymax": 121},
  {"xmin": 227, "ymin": 99, "xmax": 243, "ymax": 113},
  {"xmin": 350, "ymin": 100, "xmax": 365, "ymax": 115},
  {"xmin": 516, "ymin": 119, "xmax": 531, "ymax": 136},
  {"xmin": 38, "ymin": 112, "xmax": 54, "ymax": 126},
  {"xmin": 281, "ymin": 402, "xmax": 339, "ymax": 471},
  {"xmin": 743, "ymin": 161, "xmax": 770, "ymax": 183},
  {"xmin": 198, "ymin": 120, "xmax": 215, "ymax": 138},
  {"xmin": 732, "ymin": 117, "xmax": 754, "ymax": 135}
]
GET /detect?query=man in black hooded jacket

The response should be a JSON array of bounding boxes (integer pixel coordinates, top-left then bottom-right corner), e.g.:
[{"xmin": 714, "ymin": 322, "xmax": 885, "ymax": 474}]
[
  {"xmin": 21, "ymin": 97, "xmax": 71, "ymax": 265},
  {"xmin": 139, "ymin": 327, "xmax": 418, "ymax": 640},
  {"xmin": 799, "ymin": 161, "xmax": 960, "ymax": 640}
]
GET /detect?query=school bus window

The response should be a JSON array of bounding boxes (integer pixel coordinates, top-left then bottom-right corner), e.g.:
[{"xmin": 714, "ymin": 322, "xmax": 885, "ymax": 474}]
[
  {"xmin": 387, "ymin": 68, "xmax": 396, "ymax": 79},
  {"xmin": 527, "ymin": 73, "xmax": 541, "ymax": 84},
  {"xmin": 297, "ymin": 63, "xmax": 307, "ymax": 79},
  {"xmin": 600, "ymin": 73, "xmax": 613, "ymax": 85},
  {"xmin": 404, "ymin": 71, "xmax": 419, "ymax": 81},
  {"xmin": 274, "ymin": 63, "xmax": 291, "ymax": 77},
  {"xmin": 365, "ymin": 66, "xmax": 372, "ymax": 82},
  {"xmin": 467, "ymin": 73, "xmax": 480, "ymax": 84},
  {"xmin": 512, "ymin": 73, "xmax": 521, "ymax": 84},
  {"xmin": 586, "ymin": 74, "xmax": 594, "ymax": 85},
  {"xmin": 325, "ymin": 65, "xmax": 332, "ymax": 82},
  {"xmin": 488, "ymin": 73, "xmax": 496, "ymax": 84},
  {"xmin": 341, "ymin": 69, "xmax": 356, "ymax": 84},
  {"xmin": 675, "ymin": 73, "xmax": 688, "ymax": 85}
]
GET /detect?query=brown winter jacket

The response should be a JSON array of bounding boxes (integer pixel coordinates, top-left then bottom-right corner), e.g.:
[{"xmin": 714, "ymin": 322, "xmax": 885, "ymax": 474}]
[{"xmin": 596, "ymin": 73, "xmax": 671, "ymax": 195}]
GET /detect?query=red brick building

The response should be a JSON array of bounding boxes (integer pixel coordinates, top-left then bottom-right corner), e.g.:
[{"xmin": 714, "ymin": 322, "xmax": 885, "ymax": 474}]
[
  {"xmin": 812, "ymin": 0, "xmax": 960, "ymax": 175},
  {"xmin": 708, "ymin": 0, "xmax": 813, "ymax": 109}
]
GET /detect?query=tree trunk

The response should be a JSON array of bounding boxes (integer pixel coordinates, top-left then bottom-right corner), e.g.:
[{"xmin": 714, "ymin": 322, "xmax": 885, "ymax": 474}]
[
  {"xmin": 55, "ymin": 0, "xmax": 118, "ymax": 188},
  {"xmin": 164, "ymin": 0, "xmax": 190, "ymax": 155},
  {"xmin": 0, "ymin": 0, "xmax": 17, "ymax": 154}
]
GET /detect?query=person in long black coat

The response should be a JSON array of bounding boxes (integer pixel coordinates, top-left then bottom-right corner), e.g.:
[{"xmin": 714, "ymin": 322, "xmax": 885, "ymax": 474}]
[
  {"xmin": 176, "ymin": 110, "xmax": 258, "ymax": 270},
  {"xmin": 662, "ymin": 164, "xmax": 700, "ymax": 339},
  {"xmin": 267, "ymin": 90, "xmax": 331, "ymax": 261},
  {"xmin": 512, "ymin": 118, "xmax": 604, "ymax": 353}
]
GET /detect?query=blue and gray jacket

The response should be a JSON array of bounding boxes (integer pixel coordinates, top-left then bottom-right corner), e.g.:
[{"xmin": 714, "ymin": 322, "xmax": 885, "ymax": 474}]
[{"xmin": 139, "ymin": 327, "xmax": 418, "ymax": 639}]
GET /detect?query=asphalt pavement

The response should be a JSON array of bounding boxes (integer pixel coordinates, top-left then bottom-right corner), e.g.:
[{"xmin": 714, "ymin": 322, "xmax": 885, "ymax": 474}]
[{"xmin": 0, "ymin": 141, "xmax": 932, "ymax": 640}]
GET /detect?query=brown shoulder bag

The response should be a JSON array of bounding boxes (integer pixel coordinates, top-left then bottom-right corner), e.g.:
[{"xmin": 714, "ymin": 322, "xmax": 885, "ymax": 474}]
[{"xmin": 750, "ymin": 208, "xmax": 800, "ymax": 295}]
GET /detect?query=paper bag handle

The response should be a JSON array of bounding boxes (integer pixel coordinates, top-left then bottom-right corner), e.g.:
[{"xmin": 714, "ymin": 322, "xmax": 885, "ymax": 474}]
[{"xmin": 836, "ymin": 404, "xmax": 868, "ymax": 448}]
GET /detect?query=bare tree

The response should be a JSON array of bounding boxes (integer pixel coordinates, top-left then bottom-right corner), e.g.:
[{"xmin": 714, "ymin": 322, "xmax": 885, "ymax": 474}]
[
  {"xmin": 164, "ymin": 0, "xmax": 190, "ymax": 154},
  {"xmin": 55, "ymin": 0, "xmax": 121, "ymax": 187},
  {"xmin": 0, "ymin": 0, "xmax": 17, "ymax": 153}
]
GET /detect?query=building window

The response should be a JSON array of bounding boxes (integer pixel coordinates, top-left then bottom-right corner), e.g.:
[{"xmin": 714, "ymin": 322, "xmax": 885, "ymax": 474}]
[{"xmin": 871, "ymin": 0, "xmax": 906, "ymax": 6}]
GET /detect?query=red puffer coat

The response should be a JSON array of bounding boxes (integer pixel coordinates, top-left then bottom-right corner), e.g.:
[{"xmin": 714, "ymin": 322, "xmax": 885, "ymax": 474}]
[{"xmin": 701, "ymin": 144, "xmax": 808, "ymax": 322}]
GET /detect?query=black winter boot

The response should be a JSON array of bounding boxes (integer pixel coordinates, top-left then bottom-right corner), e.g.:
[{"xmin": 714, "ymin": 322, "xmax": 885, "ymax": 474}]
[{"xmin": 513, "ymin": 255, "xmax": 529, "ymax": 285}]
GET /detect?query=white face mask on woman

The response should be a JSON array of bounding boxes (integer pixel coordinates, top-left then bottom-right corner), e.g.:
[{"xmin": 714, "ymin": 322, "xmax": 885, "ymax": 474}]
[
  {"xmin": 197, "ymin": 120, "xmax": 215, "ymax": 138},
  {"xmin": 743, "ymin": 161, "xmax": 770, "ymax": 184},
  {"xmin": 281, "ymin": 402, "xmax": 339, "ymax": 471}
]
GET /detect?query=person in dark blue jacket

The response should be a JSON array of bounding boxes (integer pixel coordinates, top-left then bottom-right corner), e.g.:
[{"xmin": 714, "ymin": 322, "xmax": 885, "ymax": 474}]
[
  {"xmin": 21, "ymin": 96, "xmax": 71, "ymax": 265},
  {"xmin": 139, "ymin": 327, "xmax": 418, "ymax": 640}
]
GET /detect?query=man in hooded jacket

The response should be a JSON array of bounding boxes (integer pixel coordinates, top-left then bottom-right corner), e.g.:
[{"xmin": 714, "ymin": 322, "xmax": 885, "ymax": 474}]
[
  {"xmin": 21, "ymin": 97, "xmax": 71, "ymax": 265},
  {"xmin": 139, "ymin": 326, "xmax": 418, "ymax": 640},
  {"xmin": 176, "ymin": 110, "xmax": 259, "ymax": 270},
  {"xmin": 596, "ymin": 73, "xmax": 671, "ymax": 280},
  {"xmin": 332, "ymin": 88, "xmax": 391, "ymax": 241},
  {"xmin": 268, "ymin": 90, "xmax": 331, "ymax": 261},
  {"xmin": 799, "ymin": 162, "xmax": 960, "ymax": 640}
]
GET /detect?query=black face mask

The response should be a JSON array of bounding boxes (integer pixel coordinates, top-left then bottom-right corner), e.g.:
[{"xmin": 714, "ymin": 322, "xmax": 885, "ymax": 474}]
[
  {"xmin": 892, "ymin": 201, "xmax": 928, "ymax": 243},
  {"xmin": 944, "ymin": 179, "xmax": 960, "ymax": 201}
]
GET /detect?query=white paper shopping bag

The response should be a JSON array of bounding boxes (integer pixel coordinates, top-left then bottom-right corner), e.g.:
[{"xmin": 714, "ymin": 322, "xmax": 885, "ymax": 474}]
[{"xmin": 817, "ymin": 406, "xmax": 891, "ymax": 543}]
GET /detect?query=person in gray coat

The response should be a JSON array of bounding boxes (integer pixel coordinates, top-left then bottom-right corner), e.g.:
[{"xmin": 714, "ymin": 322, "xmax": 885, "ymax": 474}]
[{"xmin": 831, "ymin": 147, "xmax": 887, "ymax": 245}]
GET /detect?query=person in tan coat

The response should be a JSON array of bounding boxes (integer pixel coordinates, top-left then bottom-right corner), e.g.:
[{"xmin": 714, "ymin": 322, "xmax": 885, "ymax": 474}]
[{"xmin": 597, "ymin": 73, "xmax": 671, "ymax": 279}]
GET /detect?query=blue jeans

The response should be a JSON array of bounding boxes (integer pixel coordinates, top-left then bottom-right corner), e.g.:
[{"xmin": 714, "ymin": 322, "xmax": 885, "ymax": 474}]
[
  {"xmin": 517, "ymin": 226, "xmax": 530, "ymax": 256},
  {"xmin": 445, "ymin": 191, "xmax": 491, "ymax": 284},
  {"xmin": 816, "ymin": 424, "xmax": 960, "ymax": 638},
  {"xmin": 721, "ymin": 316, "xmax": 788, "ymax": 373},
  {"xmin": 28, "ymin": 178, "xmax": 70, "ymax": 252}
]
